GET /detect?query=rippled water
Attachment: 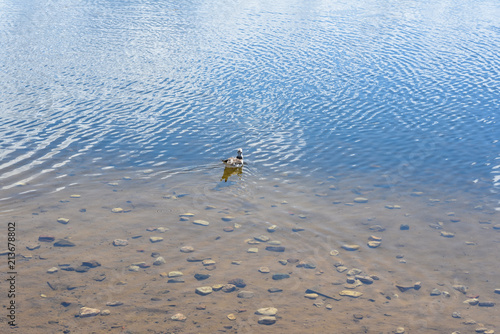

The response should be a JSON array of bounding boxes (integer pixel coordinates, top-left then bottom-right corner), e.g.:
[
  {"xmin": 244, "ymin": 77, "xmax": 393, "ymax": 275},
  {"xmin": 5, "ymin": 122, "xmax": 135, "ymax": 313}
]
[
  {"xmin": 1, "ymin": 0, "xmax": 499, "ymax": 197},
  {"xmin": 1, "ymin": 0, "xmax": 500, "ymax": 332}
]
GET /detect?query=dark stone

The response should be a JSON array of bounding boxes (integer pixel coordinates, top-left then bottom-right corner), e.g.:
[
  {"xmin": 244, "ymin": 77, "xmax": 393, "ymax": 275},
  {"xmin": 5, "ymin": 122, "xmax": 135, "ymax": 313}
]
[
  {"xmin": 75, "ymin": 266, "xmax": 89, "ymax": 273},
  {"xmin": 296, "ymin": 262, "xmax": 316, "ymax": 269},
  {"xmin": 400, "ymin": 224, "xmax": 410, "ymax": 230},
  {"xmin": 61, "ymin": 267, "xmax": 75, "ymax": 271},
  {"xmin": 167, "ymin": 279, "xmax": 185, "ymax": 283},
  {"xmin": 39, "ymin": 235, "xmax": 55, "ymax": 242},
  {"xmin": 195, "ymin": 273, "xmax": 210, "ymax": 281},
  {"xmin": 478, "ymin": 302, "xmax": 495, "ymax": 307},
  {"xmin": 81, "ymin": 260, "xmax": 101, "ymax": 268},
  {"xmin": 272, "ymin": 273, "xmax": 290, "ymax": 280},
  {"xmin": 228, "ymin": 278, "xmax": 246, "ymax": 288},
  {"xmin": 54, "ymin": 239, "xmax": 75, "ymax": 247},
  {"xmin": 265, "ymin": 246, "xmax": 285, "ymax": 252},
  {"xmin": 61, "ymin": 301, "xmax": 71, "ymax": 307},
  {"xmin": 151, "ymin": 252, "xmax": 161, "ymax": 258},
  {"xmin": 292, "ymin": 227, "xmax": 305, "ymax": 232},
  {"xmin": 268, "ymin": 288, "xmax": 283, "ymax": 293},
  {"xmin": 396, "ymin": 284, "xmax": 414, "ymax": 292}
]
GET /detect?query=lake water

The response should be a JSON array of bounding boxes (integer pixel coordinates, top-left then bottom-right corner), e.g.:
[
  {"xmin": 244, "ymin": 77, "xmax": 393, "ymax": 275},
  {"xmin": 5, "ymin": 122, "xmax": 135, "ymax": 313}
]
[{"xmin": 1, "ymin": 0, "xmax": 499, "ymax": 333}]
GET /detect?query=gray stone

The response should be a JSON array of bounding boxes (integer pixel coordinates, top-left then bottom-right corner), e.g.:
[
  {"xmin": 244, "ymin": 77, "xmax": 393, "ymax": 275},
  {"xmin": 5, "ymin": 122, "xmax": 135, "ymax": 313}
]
[
  {"xmin": 237, "ymin": 291, "xmax": 254, "ymax": 299},
  {"xmin": 430, "ymin": 288, "xmax": 441, "ymax": 296},
  {"xmin": 258, "ymin": 316, "xmax": 276, "ymax": 325},
  {"xmin": 272, "ymin": 273, "xmax": 290, "ymax": 280},
  {"xmin": 195, "ymin": 287, "xmax": 213, "ymax": 295},
  {"xmin": 54, "ymin": 239, "xmax": 75, "ymax": 247},
  {"xmin": 266, "ymin": 246, "xmax": 285, "ymax": 252}
]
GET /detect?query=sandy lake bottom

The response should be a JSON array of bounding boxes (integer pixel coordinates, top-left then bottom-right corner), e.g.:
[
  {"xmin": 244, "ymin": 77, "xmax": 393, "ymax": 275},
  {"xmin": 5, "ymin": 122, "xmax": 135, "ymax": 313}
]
[{"xmin": 1, "ymin": 166, "xmax": 499, "ymax": 334}]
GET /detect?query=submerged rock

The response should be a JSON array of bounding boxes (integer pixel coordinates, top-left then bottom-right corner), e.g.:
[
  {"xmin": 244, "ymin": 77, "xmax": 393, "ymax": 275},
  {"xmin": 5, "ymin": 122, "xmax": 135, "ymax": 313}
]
[
  {"xmin": 79, "ymin": 307, "xmax": 100, "ymax": 317},
  {"xmin": 54, "ymin": 239, "xmax": 75, "ymax": 247}
]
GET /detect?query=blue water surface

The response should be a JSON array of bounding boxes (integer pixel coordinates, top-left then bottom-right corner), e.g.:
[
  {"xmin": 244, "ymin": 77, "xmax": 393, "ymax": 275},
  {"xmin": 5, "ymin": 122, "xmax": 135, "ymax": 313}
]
[{"xmin": 0, "ymin": 0, "xmax": 499, "ymax": 198}]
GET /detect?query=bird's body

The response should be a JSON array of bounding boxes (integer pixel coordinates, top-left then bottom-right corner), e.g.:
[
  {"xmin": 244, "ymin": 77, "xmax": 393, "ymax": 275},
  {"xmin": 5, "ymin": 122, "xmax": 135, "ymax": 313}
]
[{"xmin": 222, "ymin": 148, "xmax": 244, "ymax": 168}]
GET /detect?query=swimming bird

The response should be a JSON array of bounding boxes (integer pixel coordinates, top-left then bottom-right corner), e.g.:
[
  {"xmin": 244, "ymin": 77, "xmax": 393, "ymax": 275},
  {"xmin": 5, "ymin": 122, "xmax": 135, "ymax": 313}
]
[{"xmin": 222, "ymin": 148, "xmax": 243, "ymax": 168}]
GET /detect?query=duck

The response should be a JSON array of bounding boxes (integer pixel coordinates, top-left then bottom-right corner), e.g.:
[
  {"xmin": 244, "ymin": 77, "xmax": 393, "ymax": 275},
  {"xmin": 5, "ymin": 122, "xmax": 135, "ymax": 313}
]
[{"xmin": 222, "ymin": 148, "xmax": 244, "ymax": 168}]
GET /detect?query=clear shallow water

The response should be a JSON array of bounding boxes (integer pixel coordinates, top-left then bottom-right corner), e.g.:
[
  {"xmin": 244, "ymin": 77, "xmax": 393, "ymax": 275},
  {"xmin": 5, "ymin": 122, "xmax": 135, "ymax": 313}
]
[
  {"xmin": 1, "ymin": 1, "xmax": 500, "ymax": 333},
  {"xmin": 1, "ymin": 0, "xmax": 499, "ymax": 199}
]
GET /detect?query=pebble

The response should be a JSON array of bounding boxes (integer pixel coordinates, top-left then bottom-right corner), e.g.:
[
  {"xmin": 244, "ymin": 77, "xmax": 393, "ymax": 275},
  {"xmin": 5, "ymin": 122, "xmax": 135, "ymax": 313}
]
[
  {"xmin": 266, "ymin": 246, "xmax": 285, "ymax": 252},
  {"xmin": 268, "ymin": 288, "xmax": 283, "ymax": 293},
  {"xmin": 292, "ymin": 227, "xmax": 305, "ymax": 232},
  {"xmin": 222, "ymin": 284, "xmax": 236, "ymax": 293},
  {"xmin": 231, "ymin": 260, "xmax": 242, "ymax": 265},
  {"xmin": 296, "ymin": 261, "xmax": 316, "ymax": 269},
  {"xmin": 57, "ymin": 218, "xmax": 70, "ymax": 224},
  {"xmin": 400, "ymin": 224, "xmax": 410, "ymax": 230},
  {"xmin": 111, "ymin": 208, "xmax": 123, "ymax": 213},
  {"xmin": 212, "ymin": 284, "xmax": 224, "ymax": 291},
  {"xmin": 202, "ymin": 259, "xmax": 216, "ymax": 266},
  {"xmin": 355, "ymin": 275, "xmax": 374, "ymax": 284},
  {"xmin": 113, "ymin": 239, "xmax": 128, "ymax": 246},
  {"xmin": 193, "ymin": 220, "xmax": 209, "ymax": 226},
  {"xmin": 227, "ymin": 313, "xmax": 236, "ymax": 321},
  {"xmin": 237, "ymin": 291, "xmax": 254, "ymax": 299},
  {"xmin": 179, "ymin": 213, "xmax": 195, "ymax": 217},
  {"xmin": 79, "ymin": 307, "xmax": 100, "ymax": 317},
  {"xmin": 347, "ymin": 268, "xmax": 362, "ymax": 276},
  {"xmin": 478, "ymin": 302, "xmax": 495, "ymax": 307},
  {"xmin": 258, "ymin": 316, "xmax": 276, "ymax": 325},
  {"xmin": 106, "ymin": 301, "xmax": 123, "ymax": 306},
  {"xmin": 168, "ymin": 271, "xmax": 183, "ymax": 278},
  {"xmin": 54, "ymin": 239, "xmax": 75, "ymax": 247},
  {"xmin": 354, "ymin": 197, "xmax": 368, "ymax": 203},
  {"xmin": 195, "ymin": 286, "xmax": 213, "ymax": 295},
  {"xmin": 256, "ymin": 307, "xmax": 278, "ymax": 316},
  {"xmin": 221, "ymin": 216, "xmax": 235, "ymax": 221},
  {"xmin": 247, "ymin": 248, "xmax": 259, "ymax": 253},
  {"xmin": 180, "ymin": 246, "xmax": 194, "ymax": 253},
  {"xmin": 430, "ymin": 288, "xmax": 442, "ymax": 296},
  {"xmin": 255, "ymin": 235, "xmax": 270, "ymax": 242},
  {"xmin": 370, "ymin": 225, "xmax": 386, "ymax": 232},
  {"xmin": 329, "ymin": 250, "xmax": 339, "ymax": 256},
  {"xmin": 367, "ymin": 241, "xmax": 381, "ymax": 248},
  {"xmin": 223, "ymin": 227, "xmax": 234, "ymax": 232},
  {"xmin": 157, "ymin": 227, "xmax": 169, "ymax": 233},
  {"xmin": 101, "ymin": 310, "xmax": 111, "ymax": 316},
  {"xmin": 228, "ymin": 278, "xmax": 246, "ymax": 287},
  {"xmin": 39, "ymin": 235, "xmax": 55, "ymax": 242},
  {"xmin": 452, "ymin": 312, "xmax": 462, "ymax": 318},
  {"xmin": 395, "ymin": 327, "xmax": 405, "ymax": 334},
  {"xmin": 171, "ymin": 313, "xmax": 187, "ymax": 322},
  {"xmin": 47, "ymin": 267, "xmax": 59, "ymax": 274},
  {"xmin": 272, "ymin": 273, "xmax": 290, "ymax": 280},
  {"xmin": 268, "ymin": 240, "xmax": 281, "ymax": 245},
  {"xmin": 82, "ymin": 260, "xmax": 100, "ymax": 268},
  {"xmin": 70, "ymin": 194, "xmax": 81, "ymax": 198},
  {"xmin": 339, "ymin": 290, "xmax": 363, "ymax": 298},
  {"xmin": 494, "ymin": 289, "xmax": 500, "ymax": 294},
  {"xmin": 325, "ymin": 304, "xmax": 333, "ymax": 310},
  {"xmin": 441, "ymin": 231, "xmax": 455, "ymax": 238},
  {"xmin": 128, "ymin": 265, "xmax": 140, "ymax": 272},
  {"xmin": 385, "ymin": 205, "xmax": 401, "ymax": 209},
  {"xmin": 341, "ymin": 244, "xmax": 360, "ymax": 251},
  {"xmin": 336, "ymin": 266, "xmax": 348, "ymax": 273},
  {"xmin": 267, "ymin": 225, "xmax": 278, "ymax": 232},
  {"xmin": 463, "ymin": 298, "xmax": 479, "ymax": 305},
  {"xmin": 493, "ymin": 224, "xmax": 500, "ymax": 230},
  {"xmin": 305, "ymin": 293, "xmax": 318, "ymax": 299},
  {"xmin": 453, "ymin": 285, "xmax": 468, "ymax": 294},
  {"xmin": 195, "ymin": 273, "xmax": 210, "ymax": 280},
  {"xmin": 368, "ymin": 235, "xmax": 382, "ymax": 241},
  {"xmin": 259, "ymin": 267, "xmax": 270, "ymax": 273},
  {"xmin": 149, "ymin": 237, "xmax": 163, "ymax": 243},
  {"xmin": 26, "ymin": 244, "xmax": 40, "ymax": 250}
]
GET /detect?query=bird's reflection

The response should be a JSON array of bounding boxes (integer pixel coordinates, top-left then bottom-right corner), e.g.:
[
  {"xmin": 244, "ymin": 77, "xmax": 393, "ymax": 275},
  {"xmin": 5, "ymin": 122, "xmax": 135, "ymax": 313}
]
[{"xmin": 220, "ymin": 166, "xmax": 243, "ymax": 182}]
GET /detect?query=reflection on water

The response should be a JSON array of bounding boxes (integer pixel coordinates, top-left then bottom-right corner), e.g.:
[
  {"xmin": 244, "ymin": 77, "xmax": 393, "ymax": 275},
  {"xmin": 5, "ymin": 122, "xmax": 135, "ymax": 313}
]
[
  {"xmin": 220, "ymin": 166, "xmax": 243, "ymax": 183},
  {"xmin": 0, "ymin": 0, "xmax": 500, "ymax": 332}
]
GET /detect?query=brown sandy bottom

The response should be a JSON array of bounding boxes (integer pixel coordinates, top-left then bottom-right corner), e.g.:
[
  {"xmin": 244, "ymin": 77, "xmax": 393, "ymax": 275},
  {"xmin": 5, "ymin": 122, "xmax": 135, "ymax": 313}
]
[{"xmin": 1, "ymin": 167, "xmax": 499, "ymax": 334}]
